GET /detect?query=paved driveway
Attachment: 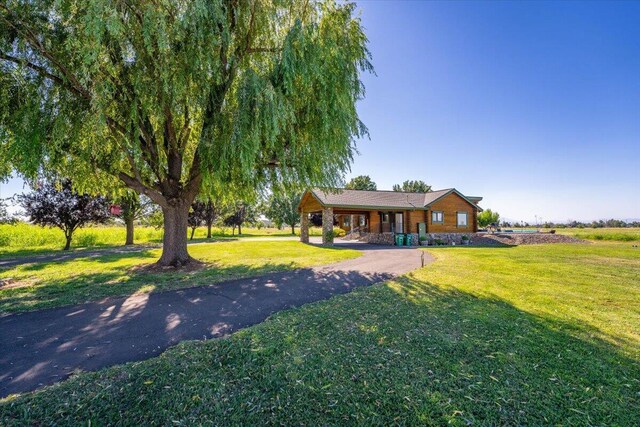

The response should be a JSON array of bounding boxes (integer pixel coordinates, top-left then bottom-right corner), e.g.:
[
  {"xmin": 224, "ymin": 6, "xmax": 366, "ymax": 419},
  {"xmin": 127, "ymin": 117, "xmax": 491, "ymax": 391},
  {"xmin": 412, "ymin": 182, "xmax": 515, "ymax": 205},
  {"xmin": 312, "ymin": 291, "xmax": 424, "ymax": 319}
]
[{"xmin": 0, "ymin": 241, "xmax": 430, "ymax": 397}]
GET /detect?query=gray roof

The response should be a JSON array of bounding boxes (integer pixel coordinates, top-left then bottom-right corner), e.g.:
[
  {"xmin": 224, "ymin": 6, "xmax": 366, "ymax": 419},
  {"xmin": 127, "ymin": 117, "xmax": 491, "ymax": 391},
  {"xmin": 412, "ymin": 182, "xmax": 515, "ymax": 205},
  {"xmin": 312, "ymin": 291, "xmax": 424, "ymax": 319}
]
[{"xmin": 309, "ymin": 188, "xmax": 481, "ymax": 210}]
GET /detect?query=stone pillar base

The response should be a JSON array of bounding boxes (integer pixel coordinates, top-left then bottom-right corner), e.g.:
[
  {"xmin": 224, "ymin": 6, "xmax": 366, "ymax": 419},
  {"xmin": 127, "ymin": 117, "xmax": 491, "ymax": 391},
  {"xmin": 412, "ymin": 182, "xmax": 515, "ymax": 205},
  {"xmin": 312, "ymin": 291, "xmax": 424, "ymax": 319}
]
[
  {"xmin": 322, "ymin": 207, "xmax": 334, "ymax": 246},
  {"xmin": 300, "ymin": 212, "xmax": 309, "ymax": 243}
]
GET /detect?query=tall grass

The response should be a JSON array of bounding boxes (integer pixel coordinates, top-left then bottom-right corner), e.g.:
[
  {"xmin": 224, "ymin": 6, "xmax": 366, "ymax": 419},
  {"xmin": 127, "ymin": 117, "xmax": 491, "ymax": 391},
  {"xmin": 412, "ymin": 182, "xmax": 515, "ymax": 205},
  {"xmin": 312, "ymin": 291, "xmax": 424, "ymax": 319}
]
[
  {"xmin": 0, "ymin": 223, "xmax": 164, "ymax": 254},
  {"xmin": 558, "ymin": 227, "xmax": 640, "ymax": 242},
  {"xmin": 0, "ymin": 223, "xmax": 331, "ymax": 255}
]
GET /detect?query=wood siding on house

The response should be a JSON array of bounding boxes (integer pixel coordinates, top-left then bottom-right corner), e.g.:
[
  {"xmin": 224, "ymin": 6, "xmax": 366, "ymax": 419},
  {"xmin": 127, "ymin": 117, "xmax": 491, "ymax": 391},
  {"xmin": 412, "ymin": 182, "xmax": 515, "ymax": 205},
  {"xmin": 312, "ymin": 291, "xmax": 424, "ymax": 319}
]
[
  {"xmin": 369, "ymin": 212, "xmax": 381, "ymax": 233},
  {"xmin": 427, "ymin": 192, "xmax": 477, "ymax": 233},
  {"xmin": 406, "ymin": 210, "xmax": 427, "ymax": 234},
  {"xmin": 298, "ymin": 192, "xmax": 323, "ymax": 213}
]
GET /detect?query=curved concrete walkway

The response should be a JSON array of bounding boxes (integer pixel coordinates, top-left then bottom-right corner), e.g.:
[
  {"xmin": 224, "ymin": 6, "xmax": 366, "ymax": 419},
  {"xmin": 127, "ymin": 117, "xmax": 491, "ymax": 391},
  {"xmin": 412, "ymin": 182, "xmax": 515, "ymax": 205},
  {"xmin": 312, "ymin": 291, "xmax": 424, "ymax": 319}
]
[{"xmin": 0, "ymin": 241, "xmax": 430, "ymax": 397}]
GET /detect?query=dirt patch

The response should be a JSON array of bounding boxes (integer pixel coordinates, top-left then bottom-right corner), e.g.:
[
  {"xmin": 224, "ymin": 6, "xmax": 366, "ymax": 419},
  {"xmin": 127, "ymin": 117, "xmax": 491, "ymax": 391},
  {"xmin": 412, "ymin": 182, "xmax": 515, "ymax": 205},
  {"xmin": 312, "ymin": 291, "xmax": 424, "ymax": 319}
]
[
  {"xmin": 0, "ymin": 278, "xmax": 34, "ymax": 290},
  {"xmin": 473, "ymin": 233, "xmax": 588, "ymax": 246},
  {"xmin": 128, "ymin": 258, "xmax": 208, "ymax": 274}
]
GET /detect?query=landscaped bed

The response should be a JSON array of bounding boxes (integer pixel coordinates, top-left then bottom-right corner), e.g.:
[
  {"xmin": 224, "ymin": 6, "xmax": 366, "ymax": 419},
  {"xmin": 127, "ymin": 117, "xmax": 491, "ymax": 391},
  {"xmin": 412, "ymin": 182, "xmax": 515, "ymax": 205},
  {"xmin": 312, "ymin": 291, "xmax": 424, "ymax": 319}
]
[
  {"xmin": 0, "ymin": 241, "xmax": 360, "ymax": 315},
  {"xmin": 1, "ymin": 242, "xmax": 638, "ymax": 425}
]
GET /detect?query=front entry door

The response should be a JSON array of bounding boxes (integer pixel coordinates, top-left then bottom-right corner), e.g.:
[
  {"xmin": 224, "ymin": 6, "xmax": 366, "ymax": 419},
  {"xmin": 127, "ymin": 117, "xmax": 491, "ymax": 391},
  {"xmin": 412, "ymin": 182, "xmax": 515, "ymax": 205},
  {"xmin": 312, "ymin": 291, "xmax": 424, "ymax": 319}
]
[{"xmin": 395, "ymin": 212, "xmax": 404, "ymax": 233}]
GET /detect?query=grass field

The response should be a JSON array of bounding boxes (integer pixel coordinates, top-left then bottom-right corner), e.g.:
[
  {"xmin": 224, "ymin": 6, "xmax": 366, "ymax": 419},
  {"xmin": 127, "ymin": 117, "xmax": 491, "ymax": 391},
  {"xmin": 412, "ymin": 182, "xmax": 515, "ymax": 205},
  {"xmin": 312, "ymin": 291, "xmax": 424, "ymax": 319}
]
[
  {"xmin": 1, "ymin": 242, "xmax": 638, "ymax": 425},
  {"xmin": 0, "ymin": 241, "xmax": 360, "ymax": 315},
  {"xmin": 0, "ymin": 223, "xmax": 332, "ymax": 257},
  {"xmin": 557, "ymin": 227, "xmax": 640, "ymax": 242}
]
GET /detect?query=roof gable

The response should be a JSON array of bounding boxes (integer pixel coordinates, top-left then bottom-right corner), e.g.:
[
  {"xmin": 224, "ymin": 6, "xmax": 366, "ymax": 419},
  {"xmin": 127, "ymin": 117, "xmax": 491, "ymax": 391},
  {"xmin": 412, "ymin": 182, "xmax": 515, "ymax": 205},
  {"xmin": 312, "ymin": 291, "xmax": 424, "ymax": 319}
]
[{"xmin": 422, "ymin": 189, "xmax": 484, "ymax": 212}]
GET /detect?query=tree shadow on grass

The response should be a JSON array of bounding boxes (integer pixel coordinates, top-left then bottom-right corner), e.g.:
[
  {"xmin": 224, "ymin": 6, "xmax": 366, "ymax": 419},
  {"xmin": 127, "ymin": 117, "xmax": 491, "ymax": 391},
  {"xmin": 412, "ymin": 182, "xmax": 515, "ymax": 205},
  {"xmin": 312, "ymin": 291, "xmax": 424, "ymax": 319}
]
[
  {"xmin": 1, "ymin": 240, "xmax": 362, "ymax": 316},
  {"xmin": 16, "ymin": 250, "xmax": 159, "ymax": 272},
  {"xmin": 0, "ymin": 266, "xmax": 391, "ymax": 399},
  {"xmin": 0, "ymin": 253, "xmax": 301, "ymax": 315},
  {"xmin": 0, "ymin": 245, "xmax": 161, "ymax": 269},
  {"xmin": 1, "ymin": 271, "xmax": 638, "ymax": 424},
  {"xmin": 172, "ymin": 276, "xmax": 639, "ymax": 425}
]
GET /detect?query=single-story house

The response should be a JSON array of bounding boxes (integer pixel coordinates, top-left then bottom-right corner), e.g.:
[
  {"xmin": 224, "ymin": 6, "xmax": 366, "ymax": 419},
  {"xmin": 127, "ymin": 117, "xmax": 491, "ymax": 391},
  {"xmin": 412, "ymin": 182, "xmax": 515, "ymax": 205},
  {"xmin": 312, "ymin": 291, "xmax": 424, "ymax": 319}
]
[{"xmin": 298, "ymin": 188, "xmax": 482, "ymax": 245}]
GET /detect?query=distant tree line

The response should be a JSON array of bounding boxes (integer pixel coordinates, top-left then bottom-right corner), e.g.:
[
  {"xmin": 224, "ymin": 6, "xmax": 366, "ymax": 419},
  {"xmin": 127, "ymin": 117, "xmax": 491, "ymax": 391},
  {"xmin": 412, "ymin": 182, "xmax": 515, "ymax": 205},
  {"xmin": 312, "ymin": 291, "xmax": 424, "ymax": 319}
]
[
  {"xmin": 526, "ymin": 219, "xmax": 640, "ymax": 229},
  {"xmin": 497, "ymin": 219, "xmax": 640, "ymax": 228},
  {"xmin": 345, "ymin": 176, "xmax": 432, "ymax": 193},
  {"xmin": 0, "ymin": 198, "xmax": 18, "ymax": 224}
]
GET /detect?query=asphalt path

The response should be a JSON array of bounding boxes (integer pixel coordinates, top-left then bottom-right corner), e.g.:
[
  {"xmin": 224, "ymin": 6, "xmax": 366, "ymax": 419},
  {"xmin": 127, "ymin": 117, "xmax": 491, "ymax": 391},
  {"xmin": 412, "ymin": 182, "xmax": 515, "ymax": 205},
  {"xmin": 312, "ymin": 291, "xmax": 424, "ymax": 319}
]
[{"xmin": 0, "ymin": 241, "xmax": 430, "ymax": 397}]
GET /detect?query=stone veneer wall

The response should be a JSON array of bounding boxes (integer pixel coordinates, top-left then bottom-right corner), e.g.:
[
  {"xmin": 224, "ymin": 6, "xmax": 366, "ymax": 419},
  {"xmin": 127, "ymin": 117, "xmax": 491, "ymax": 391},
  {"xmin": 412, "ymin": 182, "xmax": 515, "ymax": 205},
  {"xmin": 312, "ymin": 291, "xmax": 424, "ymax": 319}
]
[
  {"xmin": 358, "ymin": 232, "xmax": 395, "ymax": 245},
  {"xmin": 357, "ymin": 232, "xmax": 474, "ymax": 246},
  {"xmin": 422, "ymin": 233, "xmax": 473, "ymax": 245},
  {"xmin": 356, "ymin": 232, "xmax": 583, "ymax": 246}
]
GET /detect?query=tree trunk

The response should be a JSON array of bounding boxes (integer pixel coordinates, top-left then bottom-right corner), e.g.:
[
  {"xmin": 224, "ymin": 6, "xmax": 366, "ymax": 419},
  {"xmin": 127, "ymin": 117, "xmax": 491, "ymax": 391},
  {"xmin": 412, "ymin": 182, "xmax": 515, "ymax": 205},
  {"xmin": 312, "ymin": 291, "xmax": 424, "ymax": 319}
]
[
  {"xmin": 291, "ymin": 224, "xmax": 295, "ymax": 235},
  {"xmin": 64, "ymin": 231, "xmax": 72, "ymax": 251},
  {"xmin": 190, "ymin": 227, "xmax": 196, "ymax": 240},
  {"xmin": 125, "ymin": 216, "xmax": 135, "ymax": 245},
  {"xmin": 238, "ymin": 223, "xmax": 242, "ymax": 235},
  {"xmin": 207, "ymin": 222, "xmax": 212, "ymax": 239},
  {"xmin": 158, "ymin": 202, "xmax": 192, "ymax": 267}
]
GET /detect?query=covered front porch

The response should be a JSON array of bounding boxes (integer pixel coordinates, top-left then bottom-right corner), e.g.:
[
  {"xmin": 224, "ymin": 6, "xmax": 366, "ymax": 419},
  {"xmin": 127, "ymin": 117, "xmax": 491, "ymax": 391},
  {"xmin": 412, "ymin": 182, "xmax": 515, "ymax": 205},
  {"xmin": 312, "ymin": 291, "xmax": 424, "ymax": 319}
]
[
  {"xmin": 299, "ymin": 207, "xmax": 412, "ymax": 246},
  {"xmin": 299, "ymin": 208, "xmax": 375, "ymax": 246},
  {"xmin": 297, "ymin": 190, "xmax": 425, "ymax": 246}
]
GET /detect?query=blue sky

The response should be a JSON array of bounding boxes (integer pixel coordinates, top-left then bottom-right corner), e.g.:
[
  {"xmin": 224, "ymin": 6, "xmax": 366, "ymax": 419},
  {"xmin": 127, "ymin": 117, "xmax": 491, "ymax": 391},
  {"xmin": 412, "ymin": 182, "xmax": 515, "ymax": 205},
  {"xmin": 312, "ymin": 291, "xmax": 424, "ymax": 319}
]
[
  {"xmin": 2, "ymin": 1, "xmax": 639, "ymax": 222},
  {"xmin": 348, "ymin": 0, "xmax": 640, "ymax": 222}
]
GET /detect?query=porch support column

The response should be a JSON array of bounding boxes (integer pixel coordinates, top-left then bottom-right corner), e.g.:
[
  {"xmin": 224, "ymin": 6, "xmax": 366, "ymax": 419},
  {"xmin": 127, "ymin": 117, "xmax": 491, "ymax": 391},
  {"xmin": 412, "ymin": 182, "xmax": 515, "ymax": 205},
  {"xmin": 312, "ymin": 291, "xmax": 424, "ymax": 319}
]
[
  {"xmin": 300, "ymin": 211, "xmax": 309, "ymax": 243},
  {"xmin": 322, "ymin": 207, "xmax": 334, "ymax": 246},
  {"xmin": 350, "ymin": 215, "xmax": 355, "ymax": 232}
]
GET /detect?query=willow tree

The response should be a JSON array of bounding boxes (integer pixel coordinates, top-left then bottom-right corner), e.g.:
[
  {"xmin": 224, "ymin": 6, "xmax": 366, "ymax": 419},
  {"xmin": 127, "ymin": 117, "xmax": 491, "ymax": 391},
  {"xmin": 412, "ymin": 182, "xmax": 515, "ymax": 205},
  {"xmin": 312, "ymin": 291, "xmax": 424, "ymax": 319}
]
[{"xmin": 0, "ymin": 0, "xmax": 371, "ymax": 266}]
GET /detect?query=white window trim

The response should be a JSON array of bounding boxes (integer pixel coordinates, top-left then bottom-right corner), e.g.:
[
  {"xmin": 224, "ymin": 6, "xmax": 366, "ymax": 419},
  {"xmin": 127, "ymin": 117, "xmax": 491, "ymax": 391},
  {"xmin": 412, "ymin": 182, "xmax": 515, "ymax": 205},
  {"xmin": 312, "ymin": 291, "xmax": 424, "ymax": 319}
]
[
  {"xmin": 457, "ymin": 211, "xmax": 468, "ymax": 227},
  {"xmin": 432, "ymin": 211, "xmax": 444, "ymax": 224}
]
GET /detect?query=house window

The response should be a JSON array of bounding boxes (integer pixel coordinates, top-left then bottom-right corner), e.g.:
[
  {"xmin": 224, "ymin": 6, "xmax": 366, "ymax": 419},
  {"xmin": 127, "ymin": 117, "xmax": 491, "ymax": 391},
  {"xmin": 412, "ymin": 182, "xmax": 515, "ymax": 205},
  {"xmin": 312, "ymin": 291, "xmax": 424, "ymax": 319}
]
[
  {"xmin": 457, "ymin": 212, "xmax": 468, "ymax": 227},
  {"xmin": 382, "ymin": 213, "xmax": 389, "ymax": 223},
  {"xmin": 359, "ymin": 215, "xmax": 366, "ymax": 227},
  {"xmin": 431, "ymin": 211, "xmax": 444, "ymax": 224},
  {"xmin": 343, "ymin": 216, "xmax": 351, "ymax": 227}
]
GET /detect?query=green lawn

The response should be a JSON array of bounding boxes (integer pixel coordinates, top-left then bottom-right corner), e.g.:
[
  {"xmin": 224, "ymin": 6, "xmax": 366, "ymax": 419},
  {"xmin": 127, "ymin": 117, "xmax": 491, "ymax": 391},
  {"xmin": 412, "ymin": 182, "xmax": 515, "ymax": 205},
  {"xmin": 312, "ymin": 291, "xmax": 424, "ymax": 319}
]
[
  {"xmin": 2, "ymin": 243, "xmax": 638, "ymax": 425},
  {"xmin": 0, "ymin": 241, "xmax": 360, "ymax": 315}
]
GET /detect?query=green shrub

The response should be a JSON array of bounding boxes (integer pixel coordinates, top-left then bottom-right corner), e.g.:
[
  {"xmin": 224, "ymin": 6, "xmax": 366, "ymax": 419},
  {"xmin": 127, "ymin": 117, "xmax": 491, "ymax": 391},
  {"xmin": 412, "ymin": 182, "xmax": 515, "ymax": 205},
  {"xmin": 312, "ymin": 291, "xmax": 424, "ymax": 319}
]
[
  {"xmin": 333, "ymin": 227, "xmax": 346, "ymax": 238},
  {"xmin": 324, "ymin": 230, "xmax": 334, "ymax": 244}
]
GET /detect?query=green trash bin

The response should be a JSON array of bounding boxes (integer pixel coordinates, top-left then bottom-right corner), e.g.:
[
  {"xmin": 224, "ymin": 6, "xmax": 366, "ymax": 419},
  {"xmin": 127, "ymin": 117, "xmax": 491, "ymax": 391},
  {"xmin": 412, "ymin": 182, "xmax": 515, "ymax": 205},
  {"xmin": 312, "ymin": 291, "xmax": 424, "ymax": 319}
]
[
  {"xmin": 395, "ymin": 234, "xmax": 404, "ymax": 246},
  {"xmin": 405, "ymin": 234, "xmax": 412, "ymax": 246}
]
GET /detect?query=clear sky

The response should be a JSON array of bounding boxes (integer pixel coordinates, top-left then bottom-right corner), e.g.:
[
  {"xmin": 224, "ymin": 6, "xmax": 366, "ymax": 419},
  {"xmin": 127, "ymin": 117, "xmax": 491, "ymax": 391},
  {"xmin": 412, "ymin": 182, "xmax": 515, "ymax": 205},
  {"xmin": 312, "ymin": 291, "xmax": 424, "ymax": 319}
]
[
  {"xmin": 1, "ymin": 1, "xmax": 639, "ymax": 222},
  {"xmin": 347, "ymin": 0, "xmax": 640, "ymax": 222}
]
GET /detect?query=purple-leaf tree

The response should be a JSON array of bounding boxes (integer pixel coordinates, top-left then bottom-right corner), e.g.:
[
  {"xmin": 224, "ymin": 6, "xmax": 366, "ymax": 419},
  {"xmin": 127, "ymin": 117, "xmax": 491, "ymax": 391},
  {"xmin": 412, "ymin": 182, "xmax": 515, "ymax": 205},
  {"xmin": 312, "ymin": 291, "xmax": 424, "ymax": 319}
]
[{"xmin": 18, "ymin": 180, "xmax": 111, "ymax": 250}]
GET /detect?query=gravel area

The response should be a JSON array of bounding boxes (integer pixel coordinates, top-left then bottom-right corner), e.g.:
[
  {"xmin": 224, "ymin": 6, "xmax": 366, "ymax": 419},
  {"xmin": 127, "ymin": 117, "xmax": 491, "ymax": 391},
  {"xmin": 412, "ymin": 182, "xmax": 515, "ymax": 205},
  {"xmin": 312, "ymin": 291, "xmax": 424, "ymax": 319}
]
[{"xmin": 472, "ymin": 233, "xmax": 588, "ymax": 246}]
